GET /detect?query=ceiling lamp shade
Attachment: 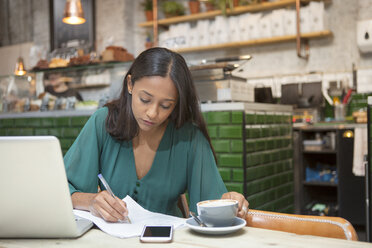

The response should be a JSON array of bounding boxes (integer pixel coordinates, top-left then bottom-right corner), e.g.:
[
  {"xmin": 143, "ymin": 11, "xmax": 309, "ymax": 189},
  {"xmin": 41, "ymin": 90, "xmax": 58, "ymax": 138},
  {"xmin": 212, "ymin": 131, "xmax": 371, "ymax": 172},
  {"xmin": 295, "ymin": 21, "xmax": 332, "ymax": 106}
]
[
  {"xmin": 14, "ymin": 57, "xmax": 26, "ymax": 76},
  {"xmin": 63, "ymin": 0, "xmax": 86, "ymax": 25}
]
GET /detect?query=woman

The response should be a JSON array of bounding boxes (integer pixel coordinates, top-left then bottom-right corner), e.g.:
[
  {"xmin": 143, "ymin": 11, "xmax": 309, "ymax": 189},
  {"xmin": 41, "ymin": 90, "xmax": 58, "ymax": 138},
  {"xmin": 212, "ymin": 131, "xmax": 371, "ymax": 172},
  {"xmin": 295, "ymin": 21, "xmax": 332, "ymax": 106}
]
[{"xmin": 64, "ymin": 47, "xmax": 249, "ymax": 222}]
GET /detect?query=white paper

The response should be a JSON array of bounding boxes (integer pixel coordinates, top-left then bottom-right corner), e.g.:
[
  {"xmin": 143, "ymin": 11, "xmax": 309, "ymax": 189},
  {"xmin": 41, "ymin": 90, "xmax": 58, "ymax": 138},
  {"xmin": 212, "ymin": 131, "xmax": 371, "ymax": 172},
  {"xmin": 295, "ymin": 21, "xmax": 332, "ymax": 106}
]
[{"xmin": 73, "ymin": 195, "xmax": 186, "ymax": 238}]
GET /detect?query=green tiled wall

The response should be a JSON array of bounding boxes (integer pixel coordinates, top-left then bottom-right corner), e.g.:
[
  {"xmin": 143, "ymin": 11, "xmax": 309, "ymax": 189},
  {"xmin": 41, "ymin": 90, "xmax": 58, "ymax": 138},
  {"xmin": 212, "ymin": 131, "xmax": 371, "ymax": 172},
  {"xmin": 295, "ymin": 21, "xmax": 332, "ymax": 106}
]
[
  {"xmin": 204, "ymin": 110, "xmax": 294, "ymax": 213},
  {"xmin": 0, "ymin": 116, "xmax": 89, "ymax": 155}
]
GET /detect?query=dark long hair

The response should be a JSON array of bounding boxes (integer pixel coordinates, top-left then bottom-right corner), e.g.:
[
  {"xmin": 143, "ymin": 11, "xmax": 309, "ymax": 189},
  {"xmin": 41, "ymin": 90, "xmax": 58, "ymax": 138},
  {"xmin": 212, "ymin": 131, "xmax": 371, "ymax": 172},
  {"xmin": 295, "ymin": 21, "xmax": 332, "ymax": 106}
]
[{"xmin": 104, "ymin": 47, "xmax": 216, "ymax": 161}]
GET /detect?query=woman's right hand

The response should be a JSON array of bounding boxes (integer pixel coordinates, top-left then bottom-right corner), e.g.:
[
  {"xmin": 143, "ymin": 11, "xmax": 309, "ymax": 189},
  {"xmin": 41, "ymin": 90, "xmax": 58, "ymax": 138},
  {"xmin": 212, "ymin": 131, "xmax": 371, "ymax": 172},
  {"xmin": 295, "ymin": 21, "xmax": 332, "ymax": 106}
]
[
  {"xmin": 71, "ymin": 191, "xmax": 128, "ymax": 223},
  {"xmin": 88, "ymin": 190, "xmax": 129, "ymax": 222}
]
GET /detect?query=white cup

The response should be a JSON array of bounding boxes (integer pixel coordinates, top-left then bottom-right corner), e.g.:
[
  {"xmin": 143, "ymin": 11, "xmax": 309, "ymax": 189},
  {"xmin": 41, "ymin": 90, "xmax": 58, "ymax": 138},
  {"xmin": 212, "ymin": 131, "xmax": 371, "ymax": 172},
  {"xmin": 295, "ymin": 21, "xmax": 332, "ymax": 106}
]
[{"xmin": 197, "ymin": 199, "xmax": 238, "ymax": 227}]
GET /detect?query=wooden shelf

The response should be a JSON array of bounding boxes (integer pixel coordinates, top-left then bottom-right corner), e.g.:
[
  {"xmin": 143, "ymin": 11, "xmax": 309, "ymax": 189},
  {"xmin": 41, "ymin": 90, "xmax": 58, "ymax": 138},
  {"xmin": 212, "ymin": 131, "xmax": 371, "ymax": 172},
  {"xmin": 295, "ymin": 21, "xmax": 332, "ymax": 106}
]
[
  {"xmin": 139, "ymin": 0, "xmax": 324, "ymax": 27},
  {"xmin": 69, "ymin": 83, "xmax": 110, "ymax": 89},
  {"xmin": 303, "ymin": 148, "xmax": 337, "ymax": 154},
  {"xmin": 303, "ymin": 181, "xmax": 338, "ymax": 187},
  {"xmin": 171, "ymin": 30, "xmax": 332, "ymax": 53}
]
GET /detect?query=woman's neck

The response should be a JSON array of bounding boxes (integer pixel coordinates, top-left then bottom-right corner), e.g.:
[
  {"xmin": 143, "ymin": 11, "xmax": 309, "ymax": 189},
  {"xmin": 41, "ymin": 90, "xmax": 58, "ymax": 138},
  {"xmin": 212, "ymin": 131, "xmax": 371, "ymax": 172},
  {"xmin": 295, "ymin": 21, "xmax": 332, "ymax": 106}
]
[{"xmin": 134, "ymin": 120, "xmax": 168, "ymax": 148}]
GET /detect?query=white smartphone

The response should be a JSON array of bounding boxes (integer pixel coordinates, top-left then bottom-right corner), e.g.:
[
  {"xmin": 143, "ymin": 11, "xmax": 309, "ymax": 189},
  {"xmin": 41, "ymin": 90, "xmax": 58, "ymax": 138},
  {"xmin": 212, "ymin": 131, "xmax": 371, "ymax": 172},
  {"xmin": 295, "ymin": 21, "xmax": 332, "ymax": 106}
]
[{"xmin": 139, "ymin": 225, "xmax": 173, "ymax": 243}]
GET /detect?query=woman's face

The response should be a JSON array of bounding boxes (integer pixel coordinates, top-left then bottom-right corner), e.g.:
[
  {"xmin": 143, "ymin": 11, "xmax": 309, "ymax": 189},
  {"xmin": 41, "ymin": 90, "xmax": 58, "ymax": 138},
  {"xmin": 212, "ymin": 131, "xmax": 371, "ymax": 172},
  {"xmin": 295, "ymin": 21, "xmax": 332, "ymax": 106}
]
[{"xmin": 128, "ymin": 75, "xmax": 178, "ymax": 133}]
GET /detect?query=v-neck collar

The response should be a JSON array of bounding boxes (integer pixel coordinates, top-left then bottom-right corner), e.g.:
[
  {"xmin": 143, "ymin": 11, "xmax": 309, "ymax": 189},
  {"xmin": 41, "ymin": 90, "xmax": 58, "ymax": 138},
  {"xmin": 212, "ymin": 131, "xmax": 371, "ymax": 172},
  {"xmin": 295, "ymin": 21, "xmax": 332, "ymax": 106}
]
[{"xmin": 130, "ymin": 122, "xmax": 172, "ymax": 181}]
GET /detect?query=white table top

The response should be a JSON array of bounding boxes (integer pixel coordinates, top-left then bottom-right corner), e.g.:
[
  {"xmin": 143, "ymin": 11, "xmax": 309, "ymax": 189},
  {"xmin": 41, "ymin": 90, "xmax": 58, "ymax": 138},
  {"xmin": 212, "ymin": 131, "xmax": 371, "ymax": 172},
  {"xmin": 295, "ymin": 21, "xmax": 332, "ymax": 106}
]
[{"xmin": 0, "ymin": 226, "xmax": 371, "ymax": 248}]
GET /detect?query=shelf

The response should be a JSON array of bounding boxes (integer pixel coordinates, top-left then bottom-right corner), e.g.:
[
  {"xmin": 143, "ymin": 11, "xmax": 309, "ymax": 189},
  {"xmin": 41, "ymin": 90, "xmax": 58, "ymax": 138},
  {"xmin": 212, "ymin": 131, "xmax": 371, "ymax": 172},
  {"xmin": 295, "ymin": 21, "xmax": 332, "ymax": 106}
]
[
  {"xmin": 303, "ymin": 181, "xmax": 338, "ymax": 187},
  {"xmin": 303, "ymin": 149, "xmax": 337, "ymax": 154},
  {"xmin": 172, "ymin": 30, "xmax": 332, "ymax": 53},
  {"xmin": 30, "ymin": 61, "xmax": 131, "ymax": 73},
  {"xmin": 69, "ymin": 83, "xmax": 110, "ymax": 89},
  {"xmin": 139, "ymin": 0, "xmax": 325, "ymax": 27}
]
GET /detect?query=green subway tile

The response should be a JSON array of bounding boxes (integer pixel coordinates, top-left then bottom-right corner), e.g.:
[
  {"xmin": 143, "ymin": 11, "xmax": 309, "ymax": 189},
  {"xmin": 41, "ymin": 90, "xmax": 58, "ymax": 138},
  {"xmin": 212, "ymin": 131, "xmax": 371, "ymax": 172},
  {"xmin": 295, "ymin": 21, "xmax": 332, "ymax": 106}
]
[
  {"xmin": 246, "ymin": 153, "xmax": 259, "ymax": 167},
  {"xmin": 279, "ymin": 149, "xmax": 287, "ymax": 160},
  {"xmin": 248, "ymin": 128, "xmax": 261, "ymax": 138},
  {"xmin": 262, "ymin": 152, "xmax": 271, "ymax": 164},
  {"xmin": 71, "ymin": 116, "xmax": 89, "ymax": 127},
  {"xmin": 48, "ymin": 128, "xmax": 63, "ymax": 137},
  {"xmin": 247, "ymin": 195, "xmax": 258, "ymax": 208},
  {"xmin": 246, "ymin": 167, "xmax": 258, "ymax": 181},
  {"xmin": 25, "ymin": 118, "xmax": 41, "ymax": 128},
  {"xmin": 55, "ymin": 117, "xmax": 70, "ymax": 126},
  {"xmin": 261, "ymin": 128, "xmax": 270, "ymax": 137},
  {"xmin": 275, "ymin": 162, "xmax": 284, "ymax": 173},
  {"xmin": 274, "ymin": 115, "xmax": 282, "ymax": 124},
  {"xmin": 225, "ymin": 183, "xmax": 243, "ymax": 194},
  {"xmin": 271, "ymin": 127, "xmax": 280, "ymax": 136},
  {"xmin": 246, "ymin": 140, "xmax": 255, "ymax": 152},
  {"xmin": 256, "ymin": 114, "xmax": 265, "ymax": 124},
  {"xmin": 207, "ymin": 111, "xmax": 231, "ymax": 124},
  {"xmin": 272, "ymin": 175, "xmax": 281, "ymax": 187},
  {"xmin": 41, "ymin": 118, "xmax": 54, "ymax": 127},
  {"xmin": 231, "ymin": 111, "xmax": 243, "ymax": 124},
  {"xmin": 246, "ymin": 181, "xmax": 260, "ymax": 195},
  {"xmin": 7, "ymin": 128, "xmax": 22, "ymax": 136},
  {"xmin": 256, "ymin": 140, "xmax": 266, "ymax": 151},
  {"xmin": 266, "ymin": 139, "xmax": 274, "ymax": 150},
  {"xmin": 0, "ymin": 129, "xmax": 6, "ymax": 136},
  {"xmin": 231, "ymin": 140, "xmax": 243, "ymax": 153},
  {"xmin": 219, "ymin": 154, "xmax": 243, "ymax": 167},
  {"xmin": 218, "ymin": 168, "xmax": 231, "ymax": 182},
  {"xmin": 266, "ymin": 115, "xmax": 273, "ymax": 124},
  {"xmin": 262, "ymin": 178, "xmax": 272, "ymax": 191},
  {"xmin": 34, "ymin": 128, "xmax": 49, "ymax": 136},
  {"xmin": 207, "ymin": 126, "xmax": 218, "ymax": 138},
  {"xmin": 212, "ymin": 140, "xmax": 230, "ymax": 153},
  {"xmin": 272, "ymin": 151, "xmax": 280, "ymax": 162},
  {"xmin": 60, "ymin": 138, "xmax": 72, "ymax": 150},
  {"xmin": 202, "ymin": 112, "xmax": 208, "ymax": 123},
  {"xmin": 14, "ymin": 118, "xmax": 29, "ymax": 128},
  {"xmin": 0, "ymin": 119, "xmax": 14, "ymax": 128},
  {"xmin": 232, "ymin": 169, "xmax": 244, "ymax": 182},
  {"xmin": 266, "ymin": 163, "xmax": 275, "ymax": 176},
  {"xmin": 21, "ymin": 128, "xmax": 33, "ymax": 136},
  {"xmin": 219, "ymin": 125, "xmax": 242, "ymax": 139},
  {"xmin": 274, "ymin": 138, "xmax": 282, "ymax": 148},
  {"xmin": 283, "ymin": 138, "xmax": 291, "ymax": 147},
  {"xmin": 287, "ymin": 149, "xmax": 293, "ymax": 159},
  {"xmin": 245, "ymin": 114, "xmax": 256, "ymax": 124},
  {"xmin": 62, "ymin": 128, "xmax": 80, "ymax": 138}
]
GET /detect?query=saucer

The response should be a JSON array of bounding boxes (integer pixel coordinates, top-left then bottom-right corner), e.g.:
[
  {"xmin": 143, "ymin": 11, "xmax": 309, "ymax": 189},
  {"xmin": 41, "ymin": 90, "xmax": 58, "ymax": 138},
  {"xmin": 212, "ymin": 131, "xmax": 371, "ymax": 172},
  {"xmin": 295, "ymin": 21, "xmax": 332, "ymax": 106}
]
[{"xmin": 186, "ymin": 216, "xmax": 246, "ymax": 235}]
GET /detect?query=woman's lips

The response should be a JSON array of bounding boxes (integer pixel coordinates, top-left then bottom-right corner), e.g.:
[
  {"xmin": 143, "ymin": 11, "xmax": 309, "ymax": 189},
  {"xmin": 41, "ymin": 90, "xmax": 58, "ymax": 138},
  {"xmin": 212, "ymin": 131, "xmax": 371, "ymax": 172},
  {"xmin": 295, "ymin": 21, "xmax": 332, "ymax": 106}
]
[{"xmin": 142, "ymin": 119, "xmax": 155, "ymax": 126}]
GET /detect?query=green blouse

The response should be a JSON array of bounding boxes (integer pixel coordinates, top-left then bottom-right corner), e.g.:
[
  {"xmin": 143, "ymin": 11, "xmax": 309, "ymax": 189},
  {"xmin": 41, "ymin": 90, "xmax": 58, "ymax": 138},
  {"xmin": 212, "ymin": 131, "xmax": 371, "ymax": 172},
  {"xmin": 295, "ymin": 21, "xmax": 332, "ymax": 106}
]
[{"xmin": 64, "ymin": 107, "xmax": 227, "ymax": 216}]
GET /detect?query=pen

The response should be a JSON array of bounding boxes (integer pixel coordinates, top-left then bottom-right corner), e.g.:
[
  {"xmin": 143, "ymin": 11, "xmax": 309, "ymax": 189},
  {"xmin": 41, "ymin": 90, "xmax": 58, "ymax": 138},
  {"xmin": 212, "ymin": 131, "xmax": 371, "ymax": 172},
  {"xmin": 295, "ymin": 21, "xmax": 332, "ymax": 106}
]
[{"xmin": 98, "ymin": 173, "xmax": 131, "ymax": 223}]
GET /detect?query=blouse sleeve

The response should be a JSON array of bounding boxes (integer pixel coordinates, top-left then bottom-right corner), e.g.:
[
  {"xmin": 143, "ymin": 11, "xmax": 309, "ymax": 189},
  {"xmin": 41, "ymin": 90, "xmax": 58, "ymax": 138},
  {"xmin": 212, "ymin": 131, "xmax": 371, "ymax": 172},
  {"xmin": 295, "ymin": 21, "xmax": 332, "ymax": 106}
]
[
  {"xmin": 187, "ymin": 127, "xmax": 228, "ymax": 213},
  {"xmin": 63, "ymin": 107, "xmax": 108, "ymax": 195}
]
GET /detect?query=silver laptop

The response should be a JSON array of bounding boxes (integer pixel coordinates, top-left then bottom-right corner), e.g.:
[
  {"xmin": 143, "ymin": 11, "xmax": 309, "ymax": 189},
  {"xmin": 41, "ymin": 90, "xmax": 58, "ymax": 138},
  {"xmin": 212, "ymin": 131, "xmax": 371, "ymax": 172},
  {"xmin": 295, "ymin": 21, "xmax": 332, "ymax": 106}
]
[{"xmin": 0, "ymin": 136, "xmax": 93, "ymax": 238}]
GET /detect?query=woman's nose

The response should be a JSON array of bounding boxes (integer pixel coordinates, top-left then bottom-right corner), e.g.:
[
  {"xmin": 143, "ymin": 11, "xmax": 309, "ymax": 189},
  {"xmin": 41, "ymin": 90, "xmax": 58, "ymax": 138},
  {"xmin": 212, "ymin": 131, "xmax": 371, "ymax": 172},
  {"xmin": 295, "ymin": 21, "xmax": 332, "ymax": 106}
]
[{"xmin": 146, "ymin": 104, "xmax": 158, "ymax": 119}]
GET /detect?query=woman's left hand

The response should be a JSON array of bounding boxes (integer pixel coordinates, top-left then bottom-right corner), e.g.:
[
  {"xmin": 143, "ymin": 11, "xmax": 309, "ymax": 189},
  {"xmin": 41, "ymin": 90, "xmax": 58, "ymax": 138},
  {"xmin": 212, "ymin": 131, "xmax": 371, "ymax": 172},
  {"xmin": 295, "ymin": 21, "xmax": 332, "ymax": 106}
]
[{"xmin": 221, "ymin": 191, "xmax": 249, "ymax": 219}]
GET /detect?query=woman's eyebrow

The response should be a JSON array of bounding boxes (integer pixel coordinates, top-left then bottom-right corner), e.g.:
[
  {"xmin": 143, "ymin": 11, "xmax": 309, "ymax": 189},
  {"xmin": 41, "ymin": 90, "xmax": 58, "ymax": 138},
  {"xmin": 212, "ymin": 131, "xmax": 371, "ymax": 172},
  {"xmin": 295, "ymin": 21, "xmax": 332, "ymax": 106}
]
[{"xmin": 141, "ymin": 90, "xmax": 176, "ymax": 102}]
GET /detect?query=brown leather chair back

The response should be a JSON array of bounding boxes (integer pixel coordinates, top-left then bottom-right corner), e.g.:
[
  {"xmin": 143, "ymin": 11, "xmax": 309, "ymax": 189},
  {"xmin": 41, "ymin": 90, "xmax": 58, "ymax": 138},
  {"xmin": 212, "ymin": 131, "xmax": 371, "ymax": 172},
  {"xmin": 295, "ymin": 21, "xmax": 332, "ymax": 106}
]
[{"xmin": 246, "ymin": 209, "xmax": 358, "ymax": 241}]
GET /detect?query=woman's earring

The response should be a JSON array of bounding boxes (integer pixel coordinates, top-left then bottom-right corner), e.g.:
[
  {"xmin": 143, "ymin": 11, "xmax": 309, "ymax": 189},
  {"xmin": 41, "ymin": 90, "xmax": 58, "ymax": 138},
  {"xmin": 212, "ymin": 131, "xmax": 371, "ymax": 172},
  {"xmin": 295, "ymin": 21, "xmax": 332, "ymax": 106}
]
[{"xmin": 128, "ymin": 90, "xmax": 132, "ymax": 94}]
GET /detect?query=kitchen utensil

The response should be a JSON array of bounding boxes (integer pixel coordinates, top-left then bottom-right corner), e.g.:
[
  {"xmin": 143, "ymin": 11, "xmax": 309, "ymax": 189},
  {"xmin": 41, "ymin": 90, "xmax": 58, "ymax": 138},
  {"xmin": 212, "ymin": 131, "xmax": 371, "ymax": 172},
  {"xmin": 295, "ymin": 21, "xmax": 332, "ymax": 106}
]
[{"xmin": 189, "ymin": 211, "xmax": 207, "ymax": 227}]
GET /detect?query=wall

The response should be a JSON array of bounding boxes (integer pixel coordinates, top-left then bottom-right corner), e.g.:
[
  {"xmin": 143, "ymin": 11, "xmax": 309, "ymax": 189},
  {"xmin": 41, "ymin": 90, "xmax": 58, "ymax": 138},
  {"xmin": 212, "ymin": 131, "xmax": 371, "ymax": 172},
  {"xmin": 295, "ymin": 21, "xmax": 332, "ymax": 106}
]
[
  {"xmin": 183, "ymin": 0, "xmax": 372, "ymax": 78},
  {"xmin": 1, "ymin": 0, "xmax": 372, "ymax": 77}
]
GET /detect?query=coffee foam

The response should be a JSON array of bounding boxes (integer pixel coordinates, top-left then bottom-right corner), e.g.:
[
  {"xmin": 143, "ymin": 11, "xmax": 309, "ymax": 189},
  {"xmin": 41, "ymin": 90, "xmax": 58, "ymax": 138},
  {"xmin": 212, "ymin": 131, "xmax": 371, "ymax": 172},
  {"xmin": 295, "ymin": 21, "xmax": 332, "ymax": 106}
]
[{"xmin": 198, "ymin": 200, "xmax": 237, "ymax": 207}]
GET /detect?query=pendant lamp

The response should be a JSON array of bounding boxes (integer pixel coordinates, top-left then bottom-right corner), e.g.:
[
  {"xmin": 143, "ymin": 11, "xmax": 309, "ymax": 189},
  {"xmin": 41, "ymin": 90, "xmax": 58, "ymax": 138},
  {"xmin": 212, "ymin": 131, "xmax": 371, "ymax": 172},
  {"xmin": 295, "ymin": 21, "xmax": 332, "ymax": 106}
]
[
  {"xmin": 14, "ymin": 57, "xmax": 27, "ymax": 76},
  {"xmin": 63, "ymin": 0, "xmax": 86, "ymax": 25}
]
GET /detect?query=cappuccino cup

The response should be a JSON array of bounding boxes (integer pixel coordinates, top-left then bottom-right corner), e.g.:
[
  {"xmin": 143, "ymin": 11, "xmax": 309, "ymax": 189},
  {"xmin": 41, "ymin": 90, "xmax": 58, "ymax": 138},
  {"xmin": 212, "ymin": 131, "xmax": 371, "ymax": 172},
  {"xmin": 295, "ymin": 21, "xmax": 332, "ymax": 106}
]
[{"xmin": 197, "ymin": 199, "xmax": 238, "ymax": 227}]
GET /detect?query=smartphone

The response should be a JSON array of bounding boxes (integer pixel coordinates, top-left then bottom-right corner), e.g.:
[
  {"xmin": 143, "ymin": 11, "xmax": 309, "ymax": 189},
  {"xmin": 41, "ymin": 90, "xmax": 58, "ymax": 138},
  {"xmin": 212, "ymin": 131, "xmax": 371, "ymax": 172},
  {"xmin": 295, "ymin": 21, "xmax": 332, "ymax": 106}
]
[{"xmin": 139, "ymin": 225, "xmax": 173, "ymax": 243}]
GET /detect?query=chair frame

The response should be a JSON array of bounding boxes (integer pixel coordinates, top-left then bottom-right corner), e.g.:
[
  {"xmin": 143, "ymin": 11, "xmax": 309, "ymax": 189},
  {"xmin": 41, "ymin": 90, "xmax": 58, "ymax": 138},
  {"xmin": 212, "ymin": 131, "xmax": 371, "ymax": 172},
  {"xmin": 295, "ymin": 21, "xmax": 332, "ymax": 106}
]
[{"xmin": 246, "ymin": 209, "xmax": 358, "ymax": 241}]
